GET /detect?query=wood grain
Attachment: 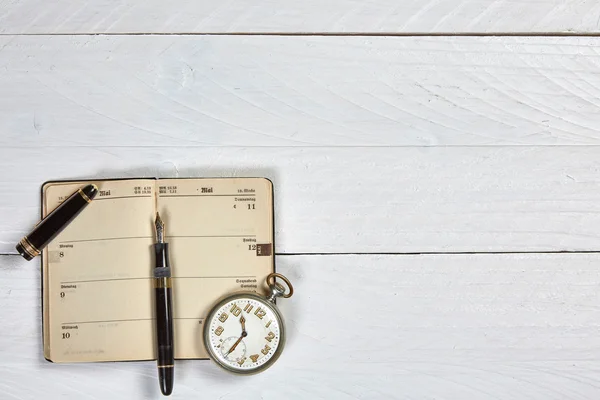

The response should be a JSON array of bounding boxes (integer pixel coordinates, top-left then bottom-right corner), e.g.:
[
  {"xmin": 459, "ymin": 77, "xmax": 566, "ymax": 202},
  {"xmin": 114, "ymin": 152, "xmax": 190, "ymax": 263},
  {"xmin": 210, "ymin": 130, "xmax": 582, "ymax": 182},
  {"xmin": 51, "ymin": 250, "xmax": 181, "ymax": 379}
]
[
  {"xmin": 1, "ymin": 146, "xmax": 599, "ymax": 254},
  {"xmin": 2, "ymin": 253, "xmax": 599, "ymax": 398},
  {"xmin": 2, "ymin": 35, "xmax": 600, "ymax": 148},
  {"xmin": 3, "ymin": 36, "xmax": 600, "ymax": 254},
  {"xmin": 1, "ymin": 0, "xmax": 600, "ymax": 34}
]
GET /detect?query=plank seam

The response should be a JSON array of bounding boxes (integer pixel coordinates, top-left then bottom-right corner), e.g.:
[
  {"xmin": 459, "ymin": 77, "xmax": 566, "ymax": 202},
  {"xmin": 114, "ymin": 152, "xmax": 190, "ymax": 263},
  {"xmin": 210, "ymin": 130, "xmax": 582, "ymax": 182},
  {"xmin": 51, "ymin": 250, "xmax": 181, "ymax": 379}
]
[
  {"xmin": 4, "ymin": 145, "xmax": 600, "ymax": 149},
  {"xmin": 2, "ymin": 32, "xmax": 600, "ymax": 37},
  {"xmin": 279, "ymin": 251, "xmax": 600, "ymax": 256}
]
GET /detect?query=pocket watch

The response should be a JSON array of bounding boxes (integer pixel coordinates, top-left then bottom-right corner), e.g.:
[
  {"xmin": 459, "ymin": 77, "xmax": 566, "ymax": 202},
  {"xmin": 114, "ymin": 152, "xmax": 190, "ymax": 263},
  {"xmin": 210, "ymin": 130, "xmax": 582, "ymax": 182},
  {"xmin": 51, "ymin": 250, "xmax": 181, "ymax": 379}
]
[{"xmin": 203, "ymin": 273, "xmax": 293, "ymax": 374}]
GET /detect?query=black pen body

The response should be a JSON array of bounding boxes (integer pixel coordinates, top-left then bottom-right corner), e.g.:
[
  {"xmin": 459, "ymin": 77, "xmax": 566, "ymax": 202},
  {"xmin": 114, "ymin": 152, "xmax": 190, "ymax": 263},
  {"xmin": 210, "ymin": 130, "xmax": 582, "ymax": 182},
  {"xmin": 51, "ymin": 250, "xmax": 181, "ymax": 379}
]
[
  {"xmin": 154, "ymin": 243, "xmax": 174, "ymax": 396},
  {"xmin": 16, "ymin": 184, "xmax": 98, "ymax": 260}
]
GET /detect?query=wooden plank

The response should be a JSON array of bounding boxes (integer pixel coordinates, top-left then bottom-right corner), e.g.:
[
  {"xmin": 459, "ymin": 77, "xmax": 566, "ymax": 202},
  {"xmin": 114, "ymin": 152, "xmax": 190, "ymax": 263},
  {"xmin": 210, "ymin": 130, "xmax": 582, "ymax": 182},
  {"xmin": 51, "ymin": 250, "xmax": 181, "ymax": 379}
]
[
  {"xmin": 2, "ymin": 253, "xmax": 599, "ymax": 398},
  {"xmin": 2, "ymin": 35, "xmax": 600, "ymax": 148},
  {"xmin": 1, "ymin": 0, "xmax": 600, "ymax": 34},
  {"xmin": 1, "ymin": 145, "xmax": 599, "ymax": 254}
]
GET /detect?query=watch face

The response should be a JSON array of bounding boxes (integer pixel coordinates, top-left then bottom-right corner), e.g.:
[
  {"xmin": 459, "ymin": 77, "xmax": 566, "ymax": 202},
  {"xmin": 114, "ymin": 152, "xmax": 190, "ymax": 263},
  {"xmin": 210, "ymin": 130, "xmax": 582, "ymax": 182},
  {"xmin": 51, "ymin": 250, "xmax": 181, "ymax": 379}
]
[{"xmin": 204, "ymin": 294, "xmax": 284, "ymax": 374}]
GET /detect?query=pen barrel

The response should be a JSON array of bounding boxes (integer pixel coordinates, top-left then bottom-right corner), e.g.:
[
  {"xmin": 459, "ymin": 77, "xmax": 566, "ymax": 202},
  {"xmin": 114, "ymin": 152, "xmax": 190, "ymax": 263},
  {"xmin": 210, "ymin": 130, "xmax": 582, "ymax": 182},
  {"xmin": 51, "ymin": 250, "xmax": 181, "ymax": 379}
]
[
  {"xmin": 154, "ymin": 243, "xmax": 174, "ymax": 396},
  {"xmin": 155, "ymin": 285, "xmax": 174, "ymax": 365},
  {"xmin": 16, "ymin": 184, "xmax": 98, "ymax": 260}
]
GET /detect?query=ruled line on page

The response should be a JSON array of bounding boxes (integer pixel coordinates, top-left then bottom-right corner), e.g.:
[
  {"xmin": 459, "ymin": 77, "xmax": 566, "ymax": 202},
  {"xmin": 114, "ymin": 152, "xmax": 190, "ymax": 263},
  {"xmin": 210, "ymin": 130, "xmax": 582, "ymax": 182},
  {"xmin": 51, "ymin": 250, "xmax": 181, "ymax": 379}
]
[
  {"xmin": 94, "ymin": 195, "xmax": 153, "ymax": 201},
  {"xmin": 60, "ymin": 276, "xmax": 256, "ymax": 284},
  {"xmin": 60, "ymin": 236, "xmax": 152, "ymax": 244},
  {"xmin": 59, "ymin": 234, "xmax": 255, "ymax": 244},
  {"xmin": 160, "ymin": 194, "xmax": 255, "ymax": 197},
  {"xmin": 61, "ymin": 318, "xmax": 205, "ymax": 325}
]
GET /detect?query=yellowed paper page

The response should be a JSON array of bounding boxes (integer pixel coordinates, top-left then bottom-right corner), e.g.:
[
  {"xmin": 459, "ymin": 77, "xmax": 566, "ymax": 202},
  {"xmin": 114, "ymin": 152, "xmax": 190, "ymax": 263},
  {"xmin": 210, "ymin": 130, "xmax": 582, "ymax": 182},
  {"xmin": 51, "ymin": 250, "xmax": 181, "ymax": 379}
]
[
  {"xmin": 157, "ymin": 178, "xmax": 274, "ymax": 359},
  {"xmin": 43, "ymin": 180, "xmax": 156, "ymax": 362}
]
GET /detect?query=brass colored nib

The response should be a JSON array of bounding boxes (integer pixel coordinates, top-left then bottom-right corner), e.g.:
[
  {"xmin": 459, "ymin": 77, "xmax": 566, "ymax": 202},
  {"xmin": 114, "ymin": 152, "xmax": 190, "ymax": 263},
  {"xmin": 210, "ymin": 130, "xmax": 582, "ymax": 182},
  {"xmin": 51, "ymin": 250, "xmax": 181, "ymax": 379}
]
[{"xmin": 155, "ymin": 212, "xmax": 164, "ymax": 243}]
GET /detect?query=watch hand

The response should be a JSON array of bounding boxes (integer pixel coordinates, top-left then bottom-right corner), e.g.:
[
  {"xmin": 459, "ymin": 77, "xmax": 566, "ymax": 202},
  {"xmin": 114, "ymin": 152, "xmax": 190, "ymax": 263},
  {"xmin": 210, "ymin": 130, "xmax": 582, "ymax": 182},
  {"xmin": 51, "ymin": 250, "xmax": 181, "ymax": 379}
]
[
  {"xmin": 240, "ymin": 315, "xmax": 246, "ymax": 333},
  {"xmin": 226, "ymin": 332, "xmax": 247, "ymax": 355}
]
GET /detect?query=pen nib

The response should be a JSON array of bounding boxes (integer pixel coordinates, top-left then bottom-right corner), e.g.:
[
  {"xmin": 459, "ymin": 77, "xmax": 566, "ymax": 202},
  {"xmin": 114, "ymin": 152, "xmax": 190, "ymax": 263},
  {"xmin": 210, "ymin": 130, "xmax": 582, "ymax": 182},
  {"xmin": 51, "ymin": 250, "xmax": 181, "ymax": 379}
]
[{"xmin": 155, "ymin": 212, "xmax": 165, "ymax": 243}]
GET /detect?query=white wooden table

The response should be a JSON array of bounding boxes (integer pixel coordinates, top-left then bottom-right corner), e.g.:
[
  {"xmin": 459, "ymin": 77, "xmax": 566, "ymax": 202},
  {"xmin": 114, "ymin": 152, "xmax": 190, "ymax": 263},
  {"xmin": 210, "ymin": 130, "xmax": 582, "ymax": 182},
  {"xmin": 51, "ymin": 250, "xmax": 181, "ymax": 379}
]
[{"xmin": 2, "ymin": 2, "xmax": 600, "ymax": 398}]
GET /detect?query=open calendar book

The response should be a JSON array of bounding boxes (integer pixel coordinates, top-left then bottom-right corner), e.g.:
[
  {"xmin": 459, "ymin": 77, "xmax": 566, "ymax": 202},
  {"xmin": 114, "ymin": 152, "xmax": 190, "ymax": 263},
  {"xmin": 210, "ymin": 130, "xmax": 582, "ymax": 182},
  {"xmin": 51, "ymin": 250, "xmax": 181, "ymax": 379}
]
[{"xmin": 41, "ymin": 178, "xmax": 274, "ymax": 363}]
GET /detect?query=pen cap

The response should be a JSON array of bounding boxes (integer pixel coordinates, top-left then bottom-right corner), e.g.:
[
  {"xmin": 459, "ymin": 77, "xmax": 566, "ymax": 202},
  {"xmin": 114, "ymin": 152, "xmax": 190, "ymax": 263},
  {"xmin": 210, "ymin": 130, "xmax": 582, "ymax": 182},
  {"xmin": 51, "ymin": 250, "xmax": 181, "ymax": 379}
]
[
  {"xmin": 78, "ymin": 184, "xmax": 99, "ymax": 203},
  {"xmin": 15, "ymin": 184, "xmax": 99, "ymax": 260},
  {"xmin": 16, "ymin": 238, "xmax": 36, "ymax": 261}
]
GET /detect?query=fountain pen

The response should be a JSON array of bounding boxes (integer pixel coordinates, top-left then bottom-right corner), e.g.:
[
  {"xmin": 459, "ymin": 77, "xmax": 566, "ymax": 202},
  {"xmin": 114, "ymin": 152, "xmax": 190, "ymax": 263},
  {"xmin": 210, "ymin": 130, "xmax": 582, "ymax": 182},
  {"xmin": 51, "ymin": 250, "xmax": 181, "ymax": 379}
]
[{"xmin": 154, "ymin": 212, "xmax": 174, "ymax": 396}]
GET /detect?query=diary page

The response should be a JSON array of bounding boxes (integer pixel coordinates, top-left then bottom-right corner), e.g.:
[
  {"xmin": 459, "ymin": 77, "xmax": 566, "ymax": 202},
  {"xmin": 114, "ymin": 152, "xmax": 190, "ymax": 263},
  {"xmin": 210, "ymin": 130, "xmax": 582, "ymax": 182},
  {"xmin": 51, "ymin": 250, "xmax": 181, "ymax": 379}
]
[
  {"xmin": 157, "ymin": 178, "xmax": 274, "ymax": 359},
  {"xmin": 43, "ymin": 180, "xmax": 156, "ymax": 362}
]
